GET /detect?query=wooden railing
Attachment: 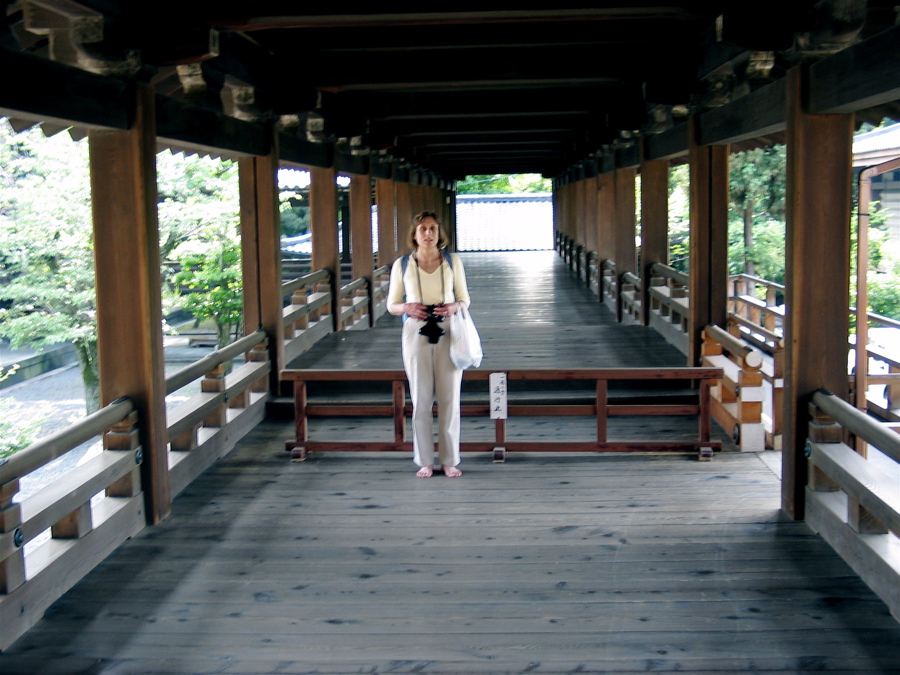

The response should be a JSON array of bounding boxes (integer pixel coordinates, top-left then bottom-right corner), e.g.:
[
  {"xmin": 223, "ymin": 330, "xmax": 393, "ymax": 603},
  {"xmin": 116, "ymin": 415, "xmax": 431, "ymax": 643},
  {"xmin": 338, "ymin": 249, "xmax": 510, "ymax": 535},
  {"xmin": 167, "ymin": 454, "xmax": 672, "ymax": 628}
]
[
  {"xmin": 702, "ymin": 324, "xmax": 766, "ymax": 451},
  {"xmin": 282, "ymin": 268, "xmax": 334, "ymax": 364},
  {"xmin": 647, "ymin": 262, "xmax": 690, "ymax": 355},
  {"xmin": 371, "ymin": 264, "xmax": 391, "ymax": 320},
  {"xmin": 0, "ymin": 398, "xmax": 145, "ymax": 650},
  {"xmin": 851, "ymin": 310, "xmax": 900, "ymax": 422},
  {"xmin": 165, "ymin": 330, "xmax": 271, "ymax": 496},
  {"xmin": 729, "ymin": 273, "xmax": 784, "ymax": 336},
  {"xmin": 283, "ymin": 367, "xmax": 724, "ymax": 462},
  {"xmin": 621, "ymin": 270, "xmax": 642, "ymax": 323},
  {"xmin": 805, "ymin": 389, "xmax": 900, "ymax": 620},
  {"xmin": 339, "ymin": 277, "xmax": 370, "ymax": 330}
]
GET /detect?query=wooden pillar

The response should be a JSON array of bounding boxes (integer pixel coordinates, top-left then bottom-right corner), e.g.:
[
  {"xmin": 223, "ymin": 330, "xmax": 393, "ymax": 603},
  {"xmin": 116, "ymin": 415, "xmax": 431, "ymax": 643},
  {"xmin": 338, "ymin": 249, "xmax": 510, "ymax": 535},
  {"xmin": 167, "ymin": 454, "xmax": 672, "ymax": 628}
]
[
  {"xmin": 584, "ymin": 175, "xmax": 599, "ymax": 254},
  {"xmin": 614, "ymin": 167, "xmax": 637, "ymax": 276},
  {"xmin": 310, "ymin": 165, "xmax": 341, "ymax": 331},
  {"xmin": 239, "ymin": 149, "xmax": 283, "ymax": 392},
  {"xmin": 375, "ymin": 177, "xmax": 396, "ymax": 266},
  {"xmin": 350, "ymin": 174, "xmax": 375, "ymax": 326},
  {"xmin": 641, "ymin": 158, "xmax": 669, "ymax": 326},
  {"xmin": 688, "ymin": 116, "xmax": 730, "ymax": 365},
  {"xmin": 395, "ymin": 180, "xmax": 412, "ymax": 255},
  {"xmin": 575, "ymin": 178, "xmax": 587, "ymax": 248},
  {"xmin": 597, "ymin": 172, "xmax": 615, "ymax": 262},
  {"xmin": 89, "ymin": 83, "xmax": 169, "ymax": 524},
  {"xmin": 783, "ymin": 66, "xmax": 853, "ymax": 520}
]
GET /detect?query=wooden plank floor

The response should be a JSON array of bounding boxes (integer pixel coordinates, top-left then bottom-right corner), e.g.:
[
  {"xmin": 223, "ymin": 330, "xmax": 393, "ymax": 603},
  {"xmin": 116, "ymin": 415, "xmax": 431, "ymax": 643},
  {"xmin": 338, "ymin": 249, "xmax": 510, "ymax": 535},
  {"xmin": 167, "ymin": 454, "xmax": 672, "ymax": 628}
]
[
  {"xmin": 289, "ymin": 251, "xmax": 689, "ymax": 373},
  {"xmin": 3, "ymin": 252, "xmax": 900, "ymax": 673},
  {"xmin": 3, "ymin": 422, "xmax": 900, "ymax": 673}
]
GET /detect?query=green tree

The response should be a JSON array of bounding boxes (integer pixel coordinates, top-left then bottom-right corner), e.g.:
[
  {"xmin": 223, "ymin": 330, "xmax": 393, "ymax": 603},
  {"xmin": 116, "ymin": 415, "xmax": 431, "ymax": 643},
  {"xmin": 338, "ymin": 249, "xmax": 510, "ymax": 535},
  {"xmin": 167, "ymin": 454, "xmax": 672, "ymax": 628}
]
[
  {"xmin": 728, "ymin": 145, "xmax": 786, "ymax": 278},
  {"xmin": 173, "ymin": 243, "xmax": 243, "ymax": 350},
  {"xmin": 0, "ymin": 119, "xmax": 101, "ymax": 412},
  {"xmin": 0, "ymin": 365, "xmax": 41, "ymax": 459},
  {"xmin": 457, "ymin": 174, "xmax": 551, "ymax": 194}
]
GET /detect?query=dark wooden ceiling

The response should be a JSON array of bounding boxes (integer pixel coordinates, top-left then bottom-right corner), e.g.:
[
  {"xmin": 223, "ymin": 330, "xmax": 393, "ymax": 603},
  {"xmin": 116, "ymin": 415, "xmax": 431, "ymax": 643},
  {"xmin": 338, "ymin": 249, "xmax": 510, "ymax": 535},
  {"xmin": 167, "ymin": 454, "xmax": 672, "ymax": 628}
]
[{"xmin": 4, "ymin": 1, "xmax": 900, "ymax": 179}]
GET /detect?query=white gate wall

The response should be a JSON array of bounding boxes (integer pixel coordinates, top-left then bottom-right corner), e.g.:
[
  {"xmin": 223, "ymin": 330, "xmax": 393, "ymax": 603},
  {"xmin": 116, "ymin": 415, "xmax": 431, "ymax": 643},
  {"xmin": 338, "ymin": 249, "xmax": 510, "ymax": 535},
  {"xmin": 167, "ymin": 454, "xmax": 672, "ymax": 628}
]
[{"xmin": 456, "ymin": 194, "xmax": 553, "ymax": 251}]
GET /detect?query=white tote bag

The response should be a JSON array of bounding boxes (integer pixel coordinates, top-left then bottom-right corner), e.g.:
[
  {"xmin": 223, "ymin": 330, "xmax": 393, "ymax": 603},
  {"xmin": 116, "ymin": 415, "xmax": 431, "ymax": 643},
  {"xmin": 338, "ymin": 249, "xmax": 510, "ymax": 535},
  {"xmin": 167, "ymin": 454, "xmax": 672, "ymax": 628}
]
[{"xmin": 449, "ymin": 306, "xmax": 483, "ymax": 369}]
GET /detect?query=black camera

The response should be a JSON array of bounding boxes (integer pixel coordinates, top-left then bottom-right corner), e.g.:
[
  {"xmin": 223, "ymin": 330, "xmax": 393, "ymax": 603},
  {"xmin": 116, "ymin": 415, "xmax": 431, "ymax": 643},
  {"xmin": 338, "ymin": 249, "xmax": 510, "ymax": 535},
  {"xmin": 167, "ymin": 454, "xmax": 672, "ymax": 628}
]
[{"xmin": 418, "ymin": 304, "xmax": 445, "ymax": 343}]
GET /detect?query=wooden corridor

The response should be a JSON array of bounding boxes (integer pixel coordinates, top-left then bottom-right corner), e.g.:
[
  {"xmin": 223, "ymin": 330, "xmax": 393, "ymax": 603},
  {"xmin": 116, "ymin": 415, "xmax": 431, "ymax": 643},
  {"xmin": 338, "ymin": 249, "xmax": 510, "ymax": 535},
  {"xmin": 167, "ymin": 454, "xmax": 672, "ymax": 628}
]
[
  {"xmin": 2, "ymin": 427, "xmax": 899, "ymax": 673},
  {"xmin": 2, "ymin": 251, "xmax": 900, "ymax": 673}
]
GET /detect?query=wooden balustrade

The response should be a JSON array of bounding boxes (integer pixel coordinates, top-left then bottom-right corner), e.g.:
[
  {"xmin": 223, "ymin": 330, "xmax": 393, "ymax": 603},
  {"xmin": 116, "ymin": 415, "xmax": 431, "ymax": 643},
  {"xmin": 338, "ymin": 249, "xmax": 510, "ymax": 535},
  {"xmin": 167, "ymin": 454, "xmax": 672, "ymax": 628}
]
[
  {"xmin": 283, "ymin": 367, "xmax": 723, "ymax": 462},
  {"xmin": 371, "ymin": 263, "xmax": 392, "ymax": 322},
  {"xmin": 165, "ymin": 330, "xmax": 271, "ymax": 496},
  {"xmin": 805, "ymin": 389, "xmax": 900, "ymax": 620},
  {"xmin": 281, "ymin": 268, "xmax": 334, "ymax": 363},
  {"xmin": 729, "ymin": 273, "xmax": 784, "ymax": 335},
  {"xmin": 647, "ymin": 262, "xmax": 690, "ymax": 356},
  {"xmin": 339, "ymin": 277, "xmax": 371, "ymax": 331},
  {"xmin": 702, "ymin": 324, "xmax": 766, "ymax": 451},
  {"xmin": 0, "ymin": 398, "xmax": 145, "ymax": 651},
  {"xmin": 621, "ymin": 271, "xmax": 642, "ymax": 323}
]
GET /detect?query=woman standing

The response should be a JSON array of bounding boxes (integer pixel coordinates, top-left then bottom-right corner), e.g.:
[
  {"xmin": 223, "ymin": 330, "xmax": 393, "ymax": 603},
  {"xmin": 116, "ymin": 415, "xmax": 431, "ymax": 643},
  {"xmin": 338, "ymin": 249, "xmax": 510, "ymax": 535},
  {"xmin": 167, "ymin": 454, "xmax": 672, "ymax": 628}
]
[{"xmin": 387, "ymin": 211, "xmax": 471, "ymax": 477}]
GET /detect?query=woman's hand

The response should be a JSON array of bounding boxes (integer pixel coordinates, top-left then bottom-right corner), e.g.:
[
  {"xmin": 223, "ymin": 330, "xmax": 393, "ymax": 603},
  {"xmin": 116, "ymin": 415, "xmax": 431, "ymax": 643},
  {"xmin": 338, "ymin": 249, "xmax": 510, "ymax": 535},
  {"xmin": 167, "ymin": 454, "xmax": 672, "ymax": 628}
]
[
  {"xmin": 433, "ymin": 302, "xmax": 460, "ymax": 318},
  {"xmin": 404, "ymin": 302, "xmax": 429, "ymax": 320}
]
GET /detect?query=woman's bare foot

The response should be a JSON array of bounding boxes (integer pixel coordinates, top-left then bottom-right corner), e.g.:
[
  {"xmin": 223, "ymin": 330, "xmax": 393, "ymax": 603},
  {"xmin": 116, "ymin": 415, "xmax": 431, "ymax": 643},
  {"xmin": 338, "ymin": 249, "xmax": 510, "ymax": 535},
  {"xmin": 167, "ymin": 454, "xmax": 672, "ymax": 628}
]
[
  {"xmin": 442, "ymin": 465, "xmax": 463, "ymax": 478},
  {"xmin": 416, "ymin": 465, "xmax": 434, "ymax": 477}
]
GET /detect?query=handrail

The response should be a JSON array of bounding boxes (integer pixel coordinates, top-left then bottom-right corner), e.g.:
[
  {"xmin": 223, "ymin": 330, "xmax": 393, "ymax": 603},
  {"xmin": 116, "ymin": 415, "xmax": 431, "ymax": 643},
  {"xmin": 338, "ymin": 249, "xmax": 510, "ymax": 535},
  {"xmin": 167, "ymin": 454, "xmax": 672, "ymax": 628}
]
[
  {"xmin": 340, "ymin": 277, "xmax": 368, "ymax": 297},
  {"xmin": 166, "ymin": 330, "xmax": 267, "ymax": 394},
  {"xmin": 601, "ymin": 259, "xmax": 617, "ymax": 272},
  {"xmin": 705, "ymin": 324, "xmax": 763, "ymax": 369},
  {"xmin": 0, "ymin": 397, "xmax": 135, "ymax": 485},
  {"xmin": 284, "ymin": 366, "xmax": 724, "ymax": 461},
  {"xmin": 282, "ymin": 268, "xmax": 330, "ymax": 296},
  {"xmin": 728, "ymin": 313, "xmax": 783, "ymax": 345},
  {"xmin": 730, "ymin": 273, "xmax": 785, "ymax": 292},
  {"xmin": 650, "ymin": 262, "xmax": 688, "ymax": 287},
  {"xmin": 811, "ymin": 390, "xmax": 900, "ymax": 463},
  {"xmin": 849, "ymin": 307, "xmax": 900, "ymax": 330},
  {"xmin": 622, "ymin": 271, "xmax": 641, "ymax": 288}
]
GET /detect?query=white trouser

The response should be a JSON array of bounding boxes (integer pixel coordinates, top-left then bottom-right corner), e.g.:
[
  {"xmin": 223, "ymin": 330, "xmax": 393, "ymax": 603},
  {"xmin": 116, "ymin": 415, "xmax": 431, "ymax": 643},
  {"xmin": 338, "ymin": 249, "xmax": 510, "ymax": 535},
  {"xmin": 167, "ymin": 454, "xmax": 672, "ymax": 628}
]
[{"xmin": 402, "ymin": 317, "xmax": 463, "ymax": 468}]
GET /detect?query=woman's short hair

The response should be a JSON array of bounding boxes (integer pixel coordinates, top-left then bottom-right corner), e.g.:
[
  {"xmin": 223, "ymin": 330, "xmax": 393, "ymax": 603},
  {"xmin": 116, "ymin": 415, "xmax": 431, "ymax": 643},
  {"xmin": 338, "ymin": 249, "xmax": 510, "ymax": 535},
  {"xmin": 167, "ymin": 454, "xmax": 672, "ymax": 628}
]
[{"xmin": 407, "ymin": 211, "xmax": 448, "ymax": 250}]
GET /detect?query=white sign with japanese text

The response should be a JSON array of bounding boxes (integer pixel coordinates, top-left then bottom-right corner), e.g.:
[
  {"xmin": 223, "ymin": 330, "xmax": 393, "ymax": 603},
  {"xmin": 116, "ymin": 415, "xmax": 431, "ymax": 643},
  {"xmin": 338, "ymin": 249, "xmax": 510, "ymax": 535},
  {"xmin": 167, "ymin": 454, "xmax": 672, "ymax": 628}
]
[{"xmin": 489, "ymin": 372, "xmax": 508, "ymax": 420}]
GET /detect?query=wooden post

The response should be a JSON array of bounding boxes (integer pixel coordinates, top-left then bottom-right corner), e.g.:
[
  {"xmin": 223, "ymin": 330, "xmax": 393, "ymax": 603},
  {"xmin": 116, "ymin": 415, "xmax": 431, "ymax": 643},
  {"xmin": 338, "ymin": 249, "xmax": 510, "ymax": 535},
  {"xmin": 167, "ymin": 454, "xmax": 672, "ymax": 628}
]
[
  {"xmin": 688, "ymin": 116, "xmax": 730, "ymax": 365},
  {"xmin": 584, "ymin": 175, "xmax": 599, "ymax": 258},
  {"xmin": 310, "ymin": 165, "xmax": 341, "ymax": 331},
  {"xmin": 375, "ymin": 177, "xmax": 396, "ymax": 266},
  {"xmin": 783, "ymin": 66, "xmax": 854, "ymax": 520},
  {"xmin": 597, "ymin": 172, "xmax": 615, "ymax": 266},
  {"xmin": 239, "ymin": 147, "xmax": 283, "ymax": 392},
  {"xmin": 349, "ymin": 174, "xmax": 375, "ymax": 326},
  {"xmin": 575, "ymin": 178, "xmax": 587, "ymax": 250},
  {"xmin": 395, "ymin": 180, "xmax": 412, "ymax": 257},
  {"xmin": 613, "ymin": 167, "xmax": 638, "ymax": 322},
  {"xmin": 640, "ymin": 157, "xmax": 669, "ymax": 327},
  {"xmin": 89, "ymin": 83, "xmax": 170, "ymax": 524}
]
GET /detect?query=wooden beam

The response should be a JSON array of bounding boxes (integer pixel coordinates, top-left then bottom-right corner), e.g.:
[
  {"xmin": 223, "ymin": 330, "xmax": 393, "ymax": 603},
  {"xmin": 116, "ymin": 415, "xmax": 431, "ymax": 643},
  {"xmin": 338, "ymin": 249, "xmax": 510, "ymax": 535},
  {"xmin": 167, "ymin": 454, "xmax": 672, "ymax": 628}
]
[
  {"xmin": 699, "ymin": 79, "xmax": 786, "ymax": 146},
  {"xmin": 279, "ymin": 132, "xmax": 333, "ymax": 169},
  {"xmin": 89, "ymin": 83, "xmax": 169, "ymax": 524},
  {"xmin": 156, "ymin": 96, "xmax": 268, "ymax": 158},
  {"xmin": 809, "ymin": 23, "xmax": 900, "ymax": 115},
  {"xmin": 0, "ymin": 46, "xmax": 129, "ymax": 130},
  {"xmin": 640, "ymin": 157, "xmax": 669, "ymax": 326},
  {"xmin": 239, "ymin": 146, "xmax": 284, "ymax": 392},
  {"xmin": 783, "ymin": 66, "xmax": 854, "ymax": 520},
  {"xmin": 688, "ymin": 116, "xmax": 729, "ymax": 366},
  {"xmin": 310, "ymin": 166, "xmax": 341, "ymax": 331},
  {"xmin": 644, "ymin": 123, "xmax": 689, "ymax": 162}
]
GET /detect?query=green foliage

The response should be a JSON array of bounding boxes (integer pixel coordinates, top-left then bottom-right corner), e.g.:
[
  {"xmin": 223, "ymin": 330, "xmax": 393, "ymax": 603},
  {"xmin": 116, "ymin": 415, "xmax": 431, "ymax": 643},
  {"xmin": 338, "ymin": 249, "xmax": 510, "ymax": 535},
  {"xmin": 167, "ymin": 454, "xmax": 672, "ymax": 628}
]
[
  {"xmin": 457, "ymin": 174, "xmax": 551, "ymax": 194},
  {"xmin": 157, "ymin": 151, "xmax": 240, "ymax": 260},
  {"xmin": 0, "ymin": 365, "xmax": 41, "ymax": 459},
  {"xmin": 173, "ymin": 243, "xmax": 243, "ymax": 349},
  {"xmin": 0, "ymin": 119, "xmax": 101, "ymax": 413},
  {"xmin": 868, "ymin": 272, "xmax": 900, "ymax": 320},
  {"xmin": 667, "ymin": 164, "xmax": 690, "ymax": 273}
]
